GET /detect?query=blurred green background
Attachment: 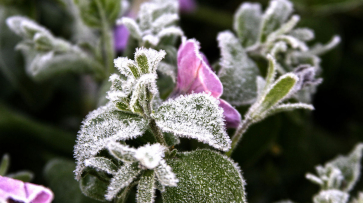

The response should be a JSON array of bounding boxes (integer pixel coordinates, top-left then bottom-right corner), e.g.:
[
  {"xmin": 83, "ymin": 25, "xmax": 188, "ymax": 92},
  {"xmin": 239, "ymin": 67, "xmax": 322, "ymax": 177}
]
[{"xmin": 0, "ymin": 0, "xmax": 363, "ymax": 202}]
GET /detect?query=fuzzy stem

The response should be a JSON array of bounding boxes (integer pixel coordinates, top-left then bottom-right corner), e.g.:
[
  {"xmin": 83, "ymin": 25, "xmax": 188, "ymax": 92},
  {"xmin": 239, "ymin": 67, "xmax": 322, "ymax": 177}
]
[
  {"xmin": 149, "ymin": 119, "xmax": 167, "ymax": 146},
  {"xmin": 96, "ymin": 0, "xmax": 115, "ymax": 75},
  {"xmin": 226, "ymin": 117, "xmax": 252, "ymax": 157}
]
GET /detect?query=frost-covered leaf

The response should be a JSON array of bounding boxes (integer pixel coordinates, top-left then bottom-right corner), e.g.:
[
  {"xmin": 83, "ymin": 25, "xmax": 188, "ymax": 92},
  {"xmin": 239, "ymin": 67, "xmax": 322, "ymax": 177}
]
[
  {"xmin": 162, "ymin": 149, "xmax": 246, "ymax": 203},
  {"xmin": 234, "ymin": 2, "xmax": 262, "ymax": 47},
  {"xmin": 118, "ymin": 17, "xmax": 142, "ymax": 40},
  {"xmin": 289, "ymin": 28, "xmax": 315, "ymax": 42},
  {"xmin": 154, "ymin": 160, "xmax": 178, "ymax": 187},
  {"xmin": 313, "ymin": 189, "xmax": 349, "ymax": 203},
  {"xmin": 20, "ymin": 49, "xmax": 103, "ymax": 81},
  {"xmin": 326, "ymin": 143, "xmax": 363, "ymax": 191},
  {"xmin": 74, "ymin": 0, "xmax": 121, "ymax": 28},
  {"xmin": 266, "ymin": 15, "xmax": 300, "ymax": 43},
  {"xmin": 217, "ymin": 31, "xmax": 260, "ymax": 105},
  {"xmin": 250, "ymin": 73, "xmax": 298, "ymax": 121},
  {"xmin": 135, "ymin": 48, "xmax": 166, "ymax": 74},
  {"xmin": 157, "ymin": 62, "xmax": 176, "ymax": 83},
  {"xmin": 74, "ymin": 103, "xmax": 148, "ymax": 180},
  {"xmin": 266, "ymin": 103, "xmax": 314, "ymax": 117},
  {"xmin": 259, "ymin": 0, "xmax": 293, "ymax": 42},
  {"xmin": 0, "ymin": 154, "xmax": 9, "ymax": 176},
  {"xmin": 107, "ymin": 141, "xmax": 137, "ymax": 163},
  {"xmin": 306, "ymin": 143, "xmax": 363, "ymax": 192},
  {"xmin": 84, "ymin": 157, "xmax": 118, "ymax": 175},
  {"xmin": 137, "ymin": 170, "xmax": 156, "ymax": 203},
  {"xmin": 310, "ymin": 36, "xmax": 341, "ymax": 56},
  {"xmin": 276, "ymin": 35, "xmax": 308, "ymax": 51},
  {"xmin": 121, "ymin": 0, "xmax": 182, "ymax": 48},
  {"xmin": 105, "ymin": 162, "xmax": 141, "ymax": 201},
  {"xmin": 80, "ymin": 174, "xmax": 109, "ymax": 202},
  {"xmin": 6, "ymin": 16, "xmax": 103, "ymax": 81},
  {"xmin": 153, "ymin": 93, "xmax": 231, "ymax": 151},
  {"xmin": 152, "ymin": 14, "xmax": 179, "ymax": 31}
]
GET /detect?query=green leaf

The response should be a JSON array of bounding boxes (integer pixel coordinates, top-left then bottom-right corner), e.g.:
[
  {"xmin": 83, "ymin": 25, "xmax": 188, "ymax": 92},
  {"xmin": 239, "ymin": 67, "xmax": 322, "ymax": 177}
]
[
  {"xmin": 153, "ymin": 93, "xmax": 231, "ymax": 151},
  {"xmin": 118, "ymin": 17, "xmax": 142, "ymax": 40},
  {"xmin": 44, "ymin": 158, "xmax": 100, "ymax": 203},
  {"xmin": 233, "ymin": 2, "xmax": 262, "ymax": 47},
  {"xmin": 0, "ymin": 154, "xmax": 9, "ymax": 176},
  {"xmin": 74, "ymin": 102, "xmax": 147, "ymax": 180},
  {"xmin": 250, "ymin": 73, "xmax": 298, "ymax": 121},
  {"xmin": 7, "ymin": 171, "xmax": 33, "ymax": 182},
  {"xmin": 80, "ymin": 173, "xmax": 109, "ymax": 202},
  {"xmin": 74, "ymin": 0, "xmax": 121, "ymax": 28},
  {"xmin": 105, "ymin": 162, "xmax": 141, "ymax": 201},
  {"xmin": 162, "ymin": 149, "xmax": 246, "ymax": 203},
  {"xmin": 137, "ymin": 170, "xmax": 156, "ymax": 203},
  {"xmin": 217, "ymin": 31, "xmax": 260, "ymax": 105},
  {"xmin": 259, "ymin": 0, "xmax": 293, "ymax": 43}
]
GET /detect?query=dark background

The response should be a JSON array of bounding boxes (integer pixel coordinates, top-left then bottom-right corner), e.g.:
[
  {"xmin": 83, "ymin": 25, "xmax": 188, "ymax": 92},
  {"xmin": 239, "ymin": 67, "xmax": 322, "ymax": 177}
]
[{"xmin": 0, "ymin": 0, "xmax": 363, "ymax": 202}]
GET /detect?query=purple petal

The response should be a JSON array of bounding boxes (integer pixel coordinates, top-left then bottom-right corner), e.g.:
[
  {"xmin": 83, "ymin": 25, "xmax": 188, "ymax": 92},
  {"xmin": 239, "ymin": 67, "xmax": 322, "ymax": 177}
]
[
  {"xmin": 219, "ymin": 99, "xmax": 241, "ymax": 128},
  {"xmin": 113, "ymin": 25, "xmax": 130, "ymax": 52},
  {"xmin": 179, "ymin": 0, "xmax": 196, "ymax": 13},
  {"xmin": 176, "ymin": 38, "xmax": 223, "ymax": 97},
  {"xmin": 0, "ymin": 176, "xmax": 53, "ymax": 203}
]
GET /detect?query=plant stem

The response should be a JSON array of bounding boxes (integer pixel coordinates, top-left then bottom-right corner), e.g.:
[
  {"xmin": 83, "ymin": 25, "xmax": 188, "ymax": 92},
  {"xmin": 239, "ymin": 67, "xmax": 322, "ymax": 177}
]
[
  {"xmin": 226, "ymin": 117, "xmax": 252, "ymax": 157},
  {"xmin": 96, "ymin": 0, "xmax": 115, "ymax": 75},
  {"xmin": 149, "ymin": 119, "xmax": 167, "ymax": 146}
]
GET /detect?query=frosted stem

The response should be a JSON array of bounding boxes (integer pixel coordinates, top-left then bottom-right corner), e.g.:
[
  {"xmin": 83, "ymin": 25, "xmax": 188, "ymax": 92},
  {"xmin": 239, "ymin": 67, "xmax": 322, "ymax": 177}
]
[
  {"xmin": 226, "ymin": 117, "xmax": 252, "ymax": 157},
  {"xmin": 149, "ymin": 119, "xmax": 167, "ymax": 146}
]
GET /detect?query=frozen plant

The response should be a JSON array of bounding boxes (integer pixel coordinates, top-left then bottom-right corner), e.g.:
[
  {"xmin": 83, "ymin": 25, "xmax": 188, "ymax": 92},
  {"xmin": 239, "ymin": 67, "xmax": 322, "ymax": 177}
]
[{"xmin": 3, "ymin": 0, "xmax": 348, "ymax": 202}]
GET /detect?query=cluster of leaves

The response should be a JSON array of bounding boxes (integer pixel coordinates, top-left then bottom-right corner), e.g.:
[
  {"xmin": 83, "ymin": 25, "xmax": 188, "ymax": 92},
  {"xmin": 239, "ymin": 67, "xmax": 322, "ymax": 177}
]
[
  {"xmin": 306, "ymin": 143, "xmax": 363, "ymax": 203},
  {"xmin": 2, "ymin": 0, "xmax": 359, "ymax": 202},
  {"xmin": 74, "ymin": 47, "xmax": 245, "ymax": 202},
  {"xmin": 6, "ymin": 16, "xmax": 104, "ymax": 81},
  {"xmin": 218, "ymin": 0, "xmax": 339, "ymax": 105}
]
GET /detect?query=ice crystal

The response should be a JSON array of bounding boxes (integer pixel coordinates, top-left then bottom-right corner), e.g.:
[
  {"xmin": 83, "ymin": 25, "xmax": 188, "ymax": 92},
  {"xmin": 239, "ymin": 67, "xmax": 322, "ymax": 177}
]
[{"xmin": 153, "ymin": 93, "xmax": 231, "ymax": 151}]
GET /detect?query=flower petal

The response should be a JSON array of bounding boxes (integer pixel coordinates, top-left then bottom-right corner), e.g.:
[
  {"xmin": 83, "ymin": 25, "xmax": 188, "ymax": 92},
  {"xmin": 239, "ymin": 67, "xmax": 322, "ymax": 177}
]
[
  {"xmin": 0, "ymin": 176, "xmax": 53, "ymax": 203},
  {"xmin": 179, "ymin": 0, "xmax": 196, "ymax": 13},
  {"xmin": 176, "ymin": 38, "xmax": 222, "ymax": 97},
  {"xmin": 219, "ymin": 99, "xmax": 241, "ymax": 128}
]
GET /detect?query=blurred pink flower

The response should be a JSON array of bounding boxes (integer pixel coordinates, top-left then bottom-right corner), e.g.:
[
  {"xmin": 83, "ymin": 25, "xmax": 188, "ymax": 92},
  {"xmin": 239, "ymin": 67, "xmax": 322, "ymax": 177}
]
[
  {"xmin": 0, "ymin": 176, "xmax": 53, "ymax": 203},
  {"xmin": 179, "ymin": 0, "xmax": 196, "ymax": 13},
  {"xmin": 172, "ymin": 38, "xmax": 241, "ymax": 128}
]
